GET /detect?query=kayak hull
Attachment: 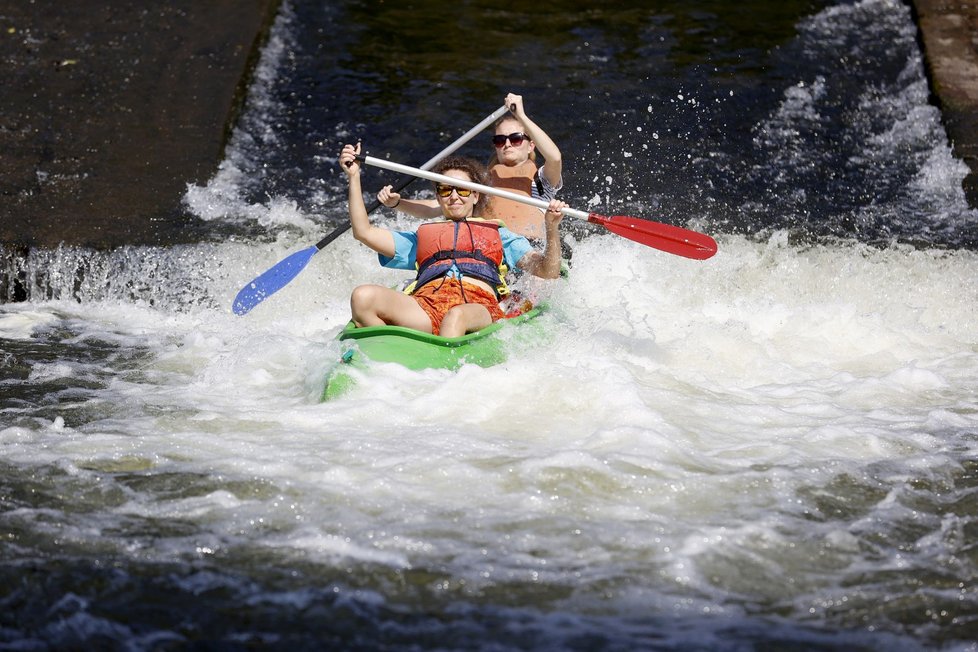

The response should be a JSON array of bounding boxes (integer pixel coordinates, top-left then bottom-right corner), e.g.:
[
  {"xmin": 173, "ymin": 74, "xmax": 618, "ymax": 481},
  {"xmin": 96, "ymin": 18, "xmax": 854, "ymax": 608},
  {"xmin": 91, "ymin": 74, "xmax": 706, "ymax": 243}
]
[{"xmin": 322, "ymin": 307, "xmax": 543, "ymax": 400}]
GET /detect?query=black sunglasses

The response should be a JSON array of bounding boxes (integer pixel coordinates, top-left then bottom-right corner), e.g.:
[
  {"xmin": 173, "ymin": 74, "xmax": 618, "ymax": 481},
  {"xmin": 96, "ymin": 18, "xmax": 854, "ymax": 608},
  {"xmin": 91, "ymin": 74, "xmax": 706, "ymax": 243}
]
[{"xmin": 492, "ymin": 132, "xmax": 528, "ymax": 147}]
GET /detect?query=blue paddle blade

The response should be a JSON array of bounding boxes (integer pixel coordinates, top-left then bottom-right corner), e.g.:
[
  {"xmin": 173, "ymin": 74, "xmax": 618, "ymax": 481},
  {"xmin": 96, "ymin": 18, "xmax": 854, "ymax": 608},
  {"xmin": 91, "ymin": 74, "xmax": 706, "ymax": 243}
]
[{"xmin": 232, "ymin": 245, "xmax": 319, "ymax": 315}]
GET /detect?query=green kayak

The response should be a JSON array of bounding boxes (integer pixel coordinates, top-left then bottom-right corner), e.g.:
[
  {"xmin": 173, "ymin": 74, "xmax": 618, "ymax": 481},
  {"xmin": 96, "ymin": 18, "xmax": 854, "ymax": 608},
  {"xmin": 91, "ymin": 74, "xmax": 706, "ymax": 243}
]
[{"xmin": 322, "ymin": 306, "xmax": 545, "ymax": 400}]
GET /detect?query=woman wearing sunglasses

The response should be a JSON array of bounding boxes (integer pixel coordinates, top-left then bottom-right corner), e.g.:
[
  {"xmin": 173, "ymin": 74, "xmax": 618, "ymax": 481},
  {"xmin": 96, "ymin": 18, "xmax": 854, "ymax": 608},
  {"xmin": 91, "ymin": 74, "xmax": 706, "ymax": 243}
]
[
  {"xmin": 377, "ymin": 93, "xmax": 563, "ymax": 242},
  {"xmin": 340, "ymin": 143, "xmax": 565, "ymax": 338},
  {"xmin": 483, "ymin": 92, "xmax": 563, "ymax": 241}
]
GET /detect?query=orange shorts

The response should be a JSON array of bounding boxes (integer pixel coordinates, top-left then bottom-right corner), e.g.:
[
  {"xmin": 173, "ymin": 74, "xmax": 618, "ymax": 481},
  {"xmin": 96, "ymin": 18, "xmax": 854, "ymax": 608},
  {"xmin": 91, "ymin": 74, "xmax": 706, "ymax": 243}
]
[{"xmin": 411, "ymin": 278, "xmax": 504, "ymax": 335}]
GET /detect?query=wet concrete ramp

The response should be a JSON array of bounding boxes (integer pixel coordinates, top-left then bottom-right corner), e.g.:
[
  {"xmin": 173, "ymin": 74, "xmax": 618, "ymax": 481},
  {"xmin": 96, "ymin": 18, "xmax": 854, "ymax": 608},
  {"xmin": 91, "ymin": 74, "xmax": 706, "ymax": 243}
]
[
  {"xmin": 912, "ymin": 0, "xmax": 978, "ymax": 207},
  {"xmin": 0, "ymin": 1, "xmax": 281, "ymax": 249}
]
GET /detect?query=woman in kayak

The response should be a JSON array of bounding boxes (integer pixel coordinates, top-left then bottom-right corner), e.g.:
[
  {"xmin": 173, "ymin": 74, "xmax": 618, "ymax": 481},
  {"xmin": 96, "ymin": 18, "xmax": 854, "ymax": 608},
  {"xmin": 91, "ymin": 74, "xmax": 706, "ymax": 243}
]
[
  {"xmin": 376, "ymin": 92, "xmax": 563, "ymax": 243},
  {"xmin": 339, "ymin": 143, "xmax": 565, "ymax": 338}
]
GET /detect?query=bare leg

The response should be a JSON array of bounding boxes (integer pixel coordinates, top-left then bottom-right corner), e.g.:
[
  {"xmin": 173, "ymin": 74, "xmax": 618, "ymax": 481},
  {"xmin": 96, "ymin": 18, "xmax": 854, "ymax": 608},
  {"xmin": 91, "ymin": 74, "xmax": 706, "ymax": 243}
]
[
  {"xmin": 439, "ymin": 303, "xmax": 493, "ymax": 338},
  {"xmin": 350, "ymin": 284, "xmax": 433, "ymax": 333}
]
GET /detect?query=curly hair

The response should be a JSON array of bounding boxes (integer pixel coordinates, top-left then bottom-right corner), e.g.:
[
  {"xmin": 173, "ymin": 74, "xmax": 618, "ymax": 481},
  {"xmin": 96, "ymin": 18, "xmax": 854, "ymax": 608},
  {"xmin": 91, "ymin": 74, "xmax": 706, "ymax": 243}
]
[{"xmin": 432, "ymin": 156, "xmax": 490, "ymax": 214}]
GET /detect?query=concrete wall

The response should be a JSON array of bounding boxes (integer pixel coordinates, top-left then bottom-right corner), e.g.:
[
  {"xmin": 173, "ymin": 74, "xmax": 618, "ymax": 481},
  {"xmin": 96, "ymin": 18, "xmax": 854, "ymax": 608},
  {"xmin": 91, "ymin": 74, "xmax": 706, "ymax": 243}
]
[
  {"xmin": 0, "ymin": 1, "xmax": 281, "ymax": 250},
  {"xmin": 911, "ymin": 0, "xmax": 978, "ymax": 207}
]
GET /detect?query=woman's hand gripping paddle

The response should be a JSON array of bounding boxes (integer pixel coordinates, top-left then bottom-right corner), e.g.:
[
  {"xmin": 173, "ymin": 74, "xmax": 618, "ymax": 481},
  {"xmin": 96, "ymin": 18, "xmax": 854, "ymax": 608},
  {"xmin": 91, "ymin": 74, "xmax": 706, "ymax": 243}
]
[
  {"xmin": 358, "ymin": 156, "xmax": 718, "ymax": 260},
  {"xmin": 231, "ymin": 105, "xmax": 511, "ymax": 315}
]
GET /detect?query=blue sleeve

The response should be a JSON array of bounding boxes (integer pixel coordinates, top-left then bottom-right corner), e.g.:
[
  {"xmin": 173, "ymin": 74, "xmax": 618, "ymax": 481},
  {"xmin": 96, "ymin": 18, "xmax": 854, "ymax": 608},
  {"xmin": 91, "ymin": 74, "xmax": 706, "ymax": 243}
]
[
  {"xmin": 378, "ymin": 231, "xmax": 418, "ymax": 269},
  {"xmin": 499, "ymin": 227, "xmax": 533, "ymax": 268}
]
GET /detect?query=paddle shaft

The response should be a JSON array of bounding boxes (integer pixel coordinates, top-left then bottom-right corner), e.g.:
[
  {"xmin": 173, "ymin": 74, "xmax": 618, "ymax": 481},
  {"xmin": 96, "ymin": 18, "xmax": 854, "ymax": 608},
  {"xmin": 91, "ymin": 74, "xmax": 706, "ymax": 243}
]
[
  {"xmin": 356, "ymin": 155, "xmax": 718, "ymax": 259},
  {"xmin": 314, "ymin": 105, "xmax": 510, "ymax": 250},
  {"xmin": 358, "ymin": 155, "xmax": 590, "ymax": 219}
]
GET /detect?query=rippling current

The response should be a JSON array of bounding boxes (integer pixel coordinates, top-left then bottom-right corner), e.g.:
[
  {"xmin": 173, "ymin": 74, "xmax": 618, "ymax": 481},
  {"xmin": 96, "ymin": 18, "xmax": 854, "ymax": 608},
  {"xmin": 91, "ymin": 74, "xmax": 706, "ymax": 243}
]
[{"xmin": 3, "ymin": 0, "xmax": 978, "ymax": 649}]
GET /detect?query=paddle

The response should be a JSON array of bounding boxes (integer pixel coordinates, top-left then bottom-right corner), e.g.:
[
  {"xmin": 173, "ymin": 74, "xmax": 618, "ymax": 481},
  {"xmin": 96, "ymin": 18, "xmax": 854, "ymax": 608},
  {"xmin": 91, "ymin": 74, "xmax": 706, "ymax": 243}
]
[
  {"xmin": 232, "ymin": 105, "xmax": 511, "ymax": 315},
  {"xmin": 356, "ymin": 155, "xmax": 718, "ymax": 260}
]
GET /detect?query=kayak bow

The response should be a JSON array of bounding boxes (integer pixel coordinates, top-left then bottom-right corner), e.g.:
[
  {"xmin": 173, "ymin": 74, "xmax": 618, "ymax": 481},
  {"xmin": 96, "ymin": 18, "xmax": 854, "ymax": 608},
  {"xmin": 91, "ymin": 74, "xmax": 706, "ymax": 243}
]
[{"xmin": 322, "ymin": 306, "xmax": 544, "ymax": 400}]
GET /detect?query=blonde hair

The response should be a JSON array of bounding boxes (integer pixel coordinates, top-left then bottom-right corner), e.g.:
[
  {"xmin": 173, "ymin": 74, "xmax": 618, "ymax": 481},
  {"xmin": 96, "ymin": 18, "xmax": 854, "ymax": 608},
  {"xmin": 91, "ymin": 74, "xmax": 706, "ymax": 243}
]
[{"xmin": 487, "ymin": 116, "xmax": 535, "ymax": 167}]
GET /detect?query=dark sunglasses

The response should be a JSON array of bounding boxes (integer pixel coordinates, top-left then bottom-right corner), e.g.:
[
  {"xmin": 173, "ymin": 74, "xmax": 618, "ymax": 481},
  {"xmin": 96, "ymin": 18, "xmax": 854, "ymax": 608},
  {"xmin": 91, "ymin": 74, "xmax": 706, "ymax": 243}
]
[
  {"xmin": 492, "ymin": 132, "xmax": 528, "ymax": 147},
  {"xmin": 435, "ymin": 184, "xmax": 474, "ymax": 198}
]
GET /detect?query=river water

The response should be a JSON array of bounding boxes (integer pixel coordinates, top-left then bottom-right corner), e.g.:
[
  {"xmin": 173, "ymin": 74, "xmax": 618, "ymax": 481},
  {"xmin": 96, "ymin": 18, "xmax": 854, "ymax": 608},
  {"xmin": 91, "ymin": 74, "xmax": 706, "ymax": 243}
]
[{"xmin": 3, "ymin": 0, "xmax": 978, "ymax": 649}]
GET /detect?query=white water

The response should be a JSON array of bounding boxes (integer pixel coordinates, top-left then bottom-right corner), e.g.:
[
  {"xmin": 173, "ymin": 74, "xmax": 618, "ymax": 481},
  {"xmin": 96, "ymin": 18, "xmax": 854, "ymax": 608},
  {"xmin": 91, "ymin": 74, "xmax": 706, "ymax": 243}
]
[
  {"xmin": 4, "ymin": 0, "xmax": 978, "ymax": 645},
  {"xmin": 3, "ymin": 228, "xmax": 978, "ymax": 645}
]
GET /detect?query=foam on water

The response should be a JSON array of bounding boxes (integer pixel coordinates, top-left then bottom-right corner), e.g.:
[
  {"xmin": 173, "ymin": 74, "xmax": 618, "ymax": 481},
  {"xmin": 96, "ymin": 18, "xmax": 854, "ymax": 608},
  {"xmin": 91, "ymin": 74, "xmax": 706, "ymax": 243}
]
[
  {"xmin": 4, "ymin": 221, "xmax": 978, "ymax": 649},
  {"xmin": 4, "ymin": 234, "xmax": 977, "ymax": 566},
  {"xmin": 5, "ymin": 0, "xmax": 978, "ymax": 646}
]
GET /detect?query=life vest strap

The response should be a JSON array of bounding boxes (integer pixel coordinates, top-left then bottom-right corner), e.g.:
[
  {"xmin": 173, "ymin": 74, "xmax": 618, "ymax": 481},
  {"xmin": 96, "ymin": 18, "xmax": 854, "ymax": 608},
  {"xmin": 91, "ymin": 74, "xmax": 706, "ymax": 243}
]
[{"xmin": 418, "ymin": 249, "xmax": 499, "ymax": 273}]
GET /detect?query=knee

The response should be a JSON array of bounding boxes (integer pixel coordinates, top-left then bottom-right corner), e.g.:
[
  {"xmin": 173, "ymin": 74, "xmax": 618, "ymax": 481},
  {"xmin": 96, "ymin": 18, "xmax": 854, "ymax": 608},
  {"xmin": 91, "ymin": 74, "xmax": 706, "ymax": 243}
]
[
  {"xmin": 441, "ymin": 305, "xmax": 487, "ymax": 338},
  {"xmin": 350, "ymin": 284, "xmax": 381, "ymax": 314},
  {"xmin": 351, "ymin": 284, "xmax": 376, "ymax": 304},
  {"xmin": 441, "ymin": 306, "xmax": 461, "ymax": 325},
  {"xmin": 440, "ymin": 308, "xmax": 462, "ymax": 337}
]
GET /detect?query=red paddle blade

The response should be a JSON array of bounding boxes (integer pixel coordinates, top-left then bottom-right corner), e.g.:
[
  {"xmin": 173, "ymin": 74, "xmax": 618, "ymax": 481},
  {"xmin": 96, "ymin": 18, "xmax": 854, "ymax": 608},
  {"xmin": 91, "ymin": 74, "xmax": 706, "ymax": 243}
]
[{"xmin": 588, "ymin": 213, "xmax": 717, "ymax": 260}]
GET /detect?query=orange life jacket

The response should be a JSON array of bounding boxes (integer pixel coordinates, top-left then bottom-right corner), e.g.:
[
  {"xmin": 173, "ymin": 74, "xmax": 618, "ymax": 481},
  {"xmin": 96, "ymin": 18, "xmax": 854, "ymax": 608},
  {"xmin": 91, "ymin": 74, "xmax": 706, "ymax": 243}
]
[
  {"xmin": 485, "ymin": 160, "xmax": 546, "ymax": 239},
  {"xmin": 414, "ymin": 220, "xmax": 508, "ymax": 296}
]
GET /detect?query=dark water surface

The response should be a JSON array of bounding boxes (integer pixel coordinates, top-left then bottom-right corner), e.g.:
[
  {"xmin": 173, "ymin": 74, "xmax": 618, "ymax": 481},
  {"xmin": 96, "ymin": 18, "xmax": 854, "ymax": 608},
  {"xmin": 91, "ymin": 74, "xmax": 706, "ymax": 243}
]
[
  {"xmin": 212, "ymin": 0, "xmax": 976, "ymax": 249},
  {"xmin": 3, "ymin": 0, "xmax": 978, "ymax": 650}
]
